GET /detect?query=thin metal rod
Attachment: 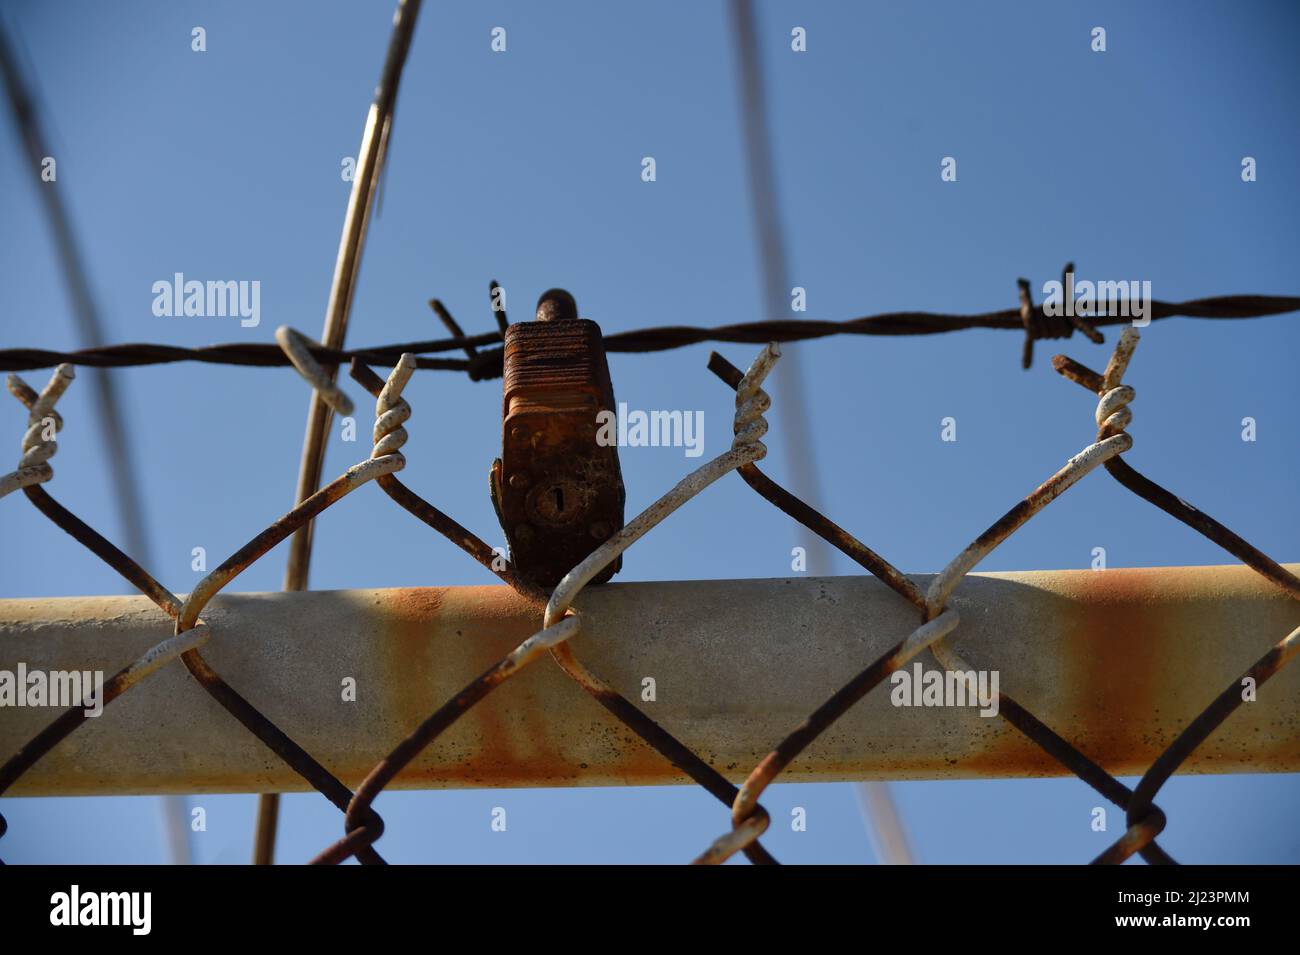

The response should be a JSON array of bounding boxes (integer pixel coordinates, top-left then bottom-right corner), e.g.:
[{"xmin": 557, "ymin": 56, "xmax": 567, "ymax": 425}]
[
  {"xmin": 854, "ymin": 782, "xmax": 915, "ymax": 864},
  {"xmin": 258, "ymin": 0, "xmax": 423, "ymax": 865},
  {"xmin": 252, "ymin": 791, "xmax": 279, "ymax": 867},
  {"xmin": 159, "ymin": 795, "xmax": 191, "ymax": 866},
  {"xmin": 283, "ymin": 0, "xmax": 423, "ymax": 590}
]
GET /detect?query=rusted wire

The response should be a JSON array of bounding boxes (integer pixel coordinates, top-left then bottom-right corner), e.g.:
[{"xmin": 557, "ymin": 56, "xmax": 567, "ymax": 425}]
[
  {"xmin": 4, "ymin": 0, "xmax": 1295, "ymax": 870},
  {"xmin": 429, "ymin": 299, "xmax": 479, "ymax": 362},
  {"xmin": 1053, "ymin": 353, "xmax": 1300, "ymax": 603},
  {"xmin": 319, "ymin": 348, "xmax": 786, "ymax": 865},
  {"xmin": 1102, "ymin": 623, "xmax": 1300, "ymax": 864},
  {"xmin": 2, "ymin": 289, "xmax": 1295, "ymax": 375},
  {"xmin": 704, "ymin": 341, "xmax": 1177, "ymax": 865},
  {"xmin": 0, "ymin": 359, "xmax": 427, "ymax": 866},
  {"xmin": 1047, "ymin": 344, "xmax": 1300, "ymax": 862},
  {"xmin": 0, "ymin": 485, "xmax": 389, "ymax": 866},
  {"xmin": 1017, "ymin": 263, "xmax": 1105, "ymax": 369},
  {"xmin": 348, "ymin": 358, "xmax": 542, "ymax": 597},
  {"xmin": 3, "ymin": 311, "xmax": 1297, "ymax": 866},
  {"xmin": 708, "ymin": 352, "xmax": 925, "ymax": 609}
]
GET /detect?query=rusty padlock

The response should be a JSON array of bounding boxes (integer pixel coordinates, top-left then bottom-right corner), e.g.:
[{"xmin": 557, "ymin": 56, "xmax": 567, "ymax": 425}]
[{"xmin": 490, "ymin": 289, "xmax": 625, "ymax": 589}]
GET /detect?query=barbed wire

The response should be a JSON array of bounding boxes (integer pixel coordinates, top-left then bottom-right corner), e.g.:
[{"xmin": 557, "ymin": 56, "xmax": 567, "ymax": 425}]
[
  {"xmin": 1, "ymin": 317, "xmax": 1296, "ymax": 865},
  {"xmin": 1, "ymin": 286, "xmax": 1296, "ymax": 377}
]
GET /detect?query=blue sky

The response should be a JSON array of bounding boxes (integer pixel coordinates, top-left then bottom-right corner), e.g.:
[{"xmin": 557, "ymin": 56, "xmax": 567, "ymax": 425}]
[{"xmin": 1, "ymin": 0, "xmax": 1297, "ymax": 863}]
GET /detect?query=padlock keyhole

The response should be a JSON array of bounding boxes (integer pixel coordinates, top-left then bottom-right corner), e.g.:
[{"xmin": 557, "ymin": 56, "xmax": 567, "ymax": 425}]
[{"xmin": 530, "ymin": 479, "xmax": 582, "ymax": 525}]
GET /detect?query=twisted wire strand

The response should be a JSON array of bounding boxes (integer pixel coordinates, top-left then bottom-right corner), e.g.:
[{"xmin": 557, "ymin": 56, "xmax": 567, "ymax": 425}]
[
  {"xmin": 371, "ymin": 352, "xmax": 416, "ymax": 466},
  {"xmin": 2, "ymin": 286, "xmax": 1294, "ymax": 374},
  {"xmin": 1, "ymin": 364, "xmax": 73, "ymax": 499}
]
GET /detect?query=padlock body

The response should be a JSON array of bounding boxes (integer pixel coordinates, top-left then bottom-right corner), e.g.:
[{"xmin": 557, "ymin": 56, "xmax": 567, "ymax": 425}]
[{"xmin": 499, "ymin": 319, "xmax": 625, "ymax": 587}]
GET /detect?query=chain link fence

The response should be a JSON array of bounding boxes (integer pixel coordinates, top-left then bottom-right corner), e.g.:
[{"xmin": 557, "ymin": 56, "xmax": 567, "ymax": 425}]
[
  {"xmin": 2, "ymin": 0, "xmax": 1297, "ymax": 867},
  {"xmin": 2, "ymin": 307, "xmax": 1298, "ymax": 864}
]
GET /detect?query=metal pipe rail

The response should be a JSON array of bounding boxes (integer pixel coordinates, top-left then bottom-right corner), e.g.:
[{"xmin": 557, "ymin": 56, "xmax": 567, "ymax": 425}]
[{"xmin": 1, "ymin": 563, "xmax": 1296, "ymax": 796}]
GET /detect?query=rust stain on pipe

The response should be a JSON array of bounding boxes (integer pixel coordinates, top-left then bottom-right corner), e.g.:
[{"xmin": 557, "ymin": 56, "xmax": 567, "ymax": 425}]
[
  {"xmin": 1, "ymin": 565, "xmax": 1296, "ymax": 796},
  {"xmin": 948, "ymin": 565, "xmax": 1300, "ymax": 778}
]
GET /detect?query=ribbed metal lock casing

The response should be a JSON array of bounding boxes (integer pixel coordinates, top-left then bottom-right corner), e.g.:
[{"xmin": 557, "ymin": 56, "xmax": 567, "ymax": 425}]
[{"xmin": 494, "ymin": 318, "xmax": 625, "ymax": 588}]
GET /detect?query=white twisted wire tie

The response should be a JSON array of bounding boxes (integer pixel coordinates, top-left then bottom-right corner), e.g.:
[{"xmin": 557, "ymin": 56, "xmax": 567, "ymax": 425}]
[
  {"xmin": 275, "ymin": 325, "xmax": 355, "ymax": 416},
  {"xmin": 1, "ymin": 364, "xmax": 75, "ymax": 500},
  {"xmin": 1096, "ymin": 326, "xmax": 1140, "ymax": 439},
  {"xmin": 371, "ymin": 352, "xmax": 416, "ymax": 469}
]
